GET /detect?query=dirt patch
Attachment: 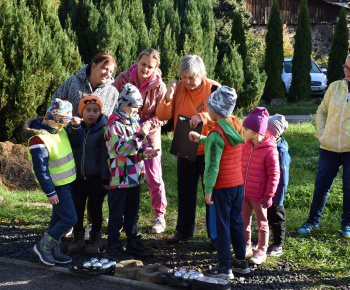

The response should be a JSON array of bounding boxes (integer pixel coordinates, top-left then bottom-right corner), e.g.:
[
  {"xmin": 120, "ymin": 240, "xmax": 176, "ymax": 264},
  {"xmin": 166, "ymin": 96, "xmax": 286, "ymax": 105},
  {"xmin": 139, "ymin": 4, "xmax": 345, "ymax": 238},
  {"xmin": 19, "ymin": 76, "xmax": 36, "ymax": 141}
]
[{"xmin": 0, "ymin": 141, "xmax": 38, "ymax": 191}]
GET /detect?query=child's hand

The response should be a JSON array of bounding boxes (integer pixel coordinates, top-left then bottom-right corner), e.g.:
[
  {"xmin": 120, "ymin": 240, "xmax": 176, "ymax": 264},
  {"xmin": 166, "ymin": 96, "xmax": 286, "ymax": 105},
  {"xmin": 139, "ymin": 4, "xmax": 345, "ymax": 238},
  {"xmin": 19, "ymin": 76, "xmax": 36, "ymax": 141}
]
[
  {"xmin": 71, "ymin": 116, "xmax": 82, "ymax": 126},
  {"xmin": 189, "ymin": 131, "xmax": 200, "ymax": 143},
  {"xmin": 261, "ymin": 196, "xmax": 272, "ymax": 208},
  {"xmin": 190, "ymin": 114, "xmax": 202, "ymax": 128},
  {"xmin": 205, "ymin": 193, "xmax": 214, "ymax": 205},
  {"xmin": 48, "ymin": 194, "xmax": 59, "ymax": 205},
  {"xmin": 145, "ymin": 149, "xmax": 160, "ymax": 158}
]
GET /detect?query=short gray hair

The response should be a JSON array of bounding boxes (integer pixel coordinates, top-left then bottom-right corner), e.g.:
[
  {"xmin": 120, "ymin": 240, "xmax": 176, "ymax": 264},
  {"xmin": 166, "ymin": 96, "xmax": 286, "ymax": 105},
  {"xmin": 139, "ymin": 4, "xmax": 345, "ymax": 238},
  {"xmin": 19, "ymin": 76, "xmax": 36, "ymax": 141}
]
[
  {"xmin": 178, "ymin": 55, "xmax": 206, "ymax": 79},
  {"xmin": 346, "ymin": 54, "xmax": 350, "ymax": 63}
]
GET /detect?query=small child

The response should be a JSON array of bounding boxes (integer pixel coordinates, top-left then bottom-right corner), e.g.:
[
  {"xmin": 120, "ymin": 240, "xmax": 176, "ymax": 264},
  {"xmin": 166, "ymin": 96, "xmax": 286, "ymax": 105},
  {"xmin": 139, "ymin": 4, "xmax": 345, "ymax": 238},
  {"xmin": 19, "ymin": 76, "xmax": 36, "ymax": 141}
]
[
  {"xmin": 104, "ymin": 83, "xmax": 158, "ymax": 260},
  {"xmin": 24, "ymin": 98, "xmax": 83, "ymax": 266},
  {"xmin": 189, "ymin": 86, "xmax": 249, "ymax": 280},
  {"xmin": 266, "ymin": 114, "xmax": 290, "ymax": 256},
  {"xmin": 68, "ymin": 95, "xmax": 109, "ymax": 254},
  {"xmin": 241, "ymin": 107, "xmax": 280, "ymax": 265}
]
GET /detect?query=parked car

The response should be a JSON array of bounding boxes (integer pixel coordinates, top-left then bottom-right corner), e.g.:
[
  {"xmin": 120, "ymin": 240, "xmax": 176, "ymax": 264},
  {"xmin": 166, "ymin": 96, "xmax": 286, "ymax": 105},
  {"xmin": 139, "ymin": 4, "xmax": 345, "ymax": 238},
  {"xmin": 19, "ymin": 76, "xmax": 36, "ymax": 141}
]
[{"xmin": 282, "ymin": 58, "xmax": 328, "ymax": 96}]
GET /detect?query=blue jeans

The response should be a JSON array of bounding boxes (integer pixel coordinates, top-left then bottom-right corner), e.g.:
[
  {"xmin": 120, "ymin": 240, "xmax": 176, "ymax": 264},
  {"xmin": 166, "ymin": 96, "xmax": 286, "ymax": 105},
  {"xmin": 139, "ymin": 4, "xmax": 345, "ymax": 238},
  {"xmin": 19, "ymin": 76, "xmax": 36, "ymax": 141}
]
[
  {"xmin": 308, "ymin": 149, "xmax": 350, "ymax": 226},
  {"xmin": 176, "ymin": 156, "xmax": 212, "ymax": 237},
  {"xmin": 107, "ymin": 187, "xmax": 140, "ymax": 245},
  {"xmin": 213, "ymin": 185, "xmax": 246, "ymax": 267},
  {"xmin": 48, "ymin": 184, "xmax": 77, "ymax": 241}
]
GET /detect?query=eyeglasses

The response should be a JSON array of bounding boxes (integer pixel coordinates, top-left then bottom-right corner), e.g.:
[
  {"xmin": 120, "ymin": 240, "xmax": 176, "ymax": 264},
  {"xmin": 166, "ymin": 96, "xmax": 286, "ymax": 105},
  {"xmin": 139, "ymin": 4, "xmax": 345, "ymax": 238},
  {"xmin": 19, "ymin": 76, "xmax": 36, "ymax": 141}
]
[{"xmin": 343, "ymin": 65, "xmax": 350, "ymax": 72}]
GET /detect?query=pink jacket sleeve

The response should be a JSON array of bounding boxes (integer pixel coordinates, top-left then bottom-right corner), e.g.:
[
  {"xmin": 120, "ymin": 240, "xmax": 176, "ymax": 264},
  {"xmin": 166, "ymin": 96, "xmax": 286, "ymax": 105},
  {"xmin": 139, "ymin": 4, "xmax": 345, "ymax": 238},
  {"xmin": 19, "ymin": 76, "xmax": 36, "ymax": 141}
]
[{"xmin": 264, "ymin": 147, "xmax": 280, "ymax": 197}]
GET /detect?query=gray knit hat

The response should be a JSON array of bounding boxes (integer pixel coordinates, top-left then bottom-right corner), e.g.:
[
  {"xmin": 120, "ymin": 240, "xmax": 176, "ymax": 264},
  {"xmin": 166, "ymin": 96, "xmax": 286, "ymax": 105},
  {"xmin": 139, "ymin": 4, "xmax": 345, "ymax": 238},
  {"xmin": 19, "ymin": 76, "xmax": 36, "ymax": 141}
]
[
  {"xmin": 118, "ymin": 83, "xmax": 143, "ymax": 107},
  {"xmin": 206, "ymin": 86, "xmax": 237, "ymax": 118},
  {"xmin": 267, "ymin": 113, "xmax": 288, "ymax": 138}
]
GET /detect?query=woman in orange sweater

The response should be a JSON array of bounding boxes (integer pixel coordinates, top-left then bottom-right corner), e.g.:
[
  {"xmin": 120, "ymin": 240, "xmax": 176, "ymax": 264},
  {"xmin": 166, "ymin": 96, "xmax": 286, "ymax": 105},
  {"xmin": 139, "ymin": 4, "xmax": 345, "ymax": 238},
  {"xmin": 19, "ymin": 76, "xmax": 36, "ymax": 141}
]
[{"xmin": 156, "ymin": 54, "xmax": 221, "ymax": 244}]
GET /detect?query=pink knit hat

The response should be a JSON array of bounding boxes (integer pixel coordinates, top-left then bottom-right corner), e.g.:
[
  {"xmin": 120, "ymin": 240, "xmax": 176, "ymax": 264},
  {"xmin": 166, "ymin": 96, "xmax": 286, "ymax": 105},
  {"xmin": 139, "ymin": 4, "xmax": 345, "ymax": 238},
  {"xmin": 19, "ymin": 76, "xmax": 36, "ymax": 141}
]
[{"xmin": 242, "ymin": 107, "xmax": 269, "ymax": 135}]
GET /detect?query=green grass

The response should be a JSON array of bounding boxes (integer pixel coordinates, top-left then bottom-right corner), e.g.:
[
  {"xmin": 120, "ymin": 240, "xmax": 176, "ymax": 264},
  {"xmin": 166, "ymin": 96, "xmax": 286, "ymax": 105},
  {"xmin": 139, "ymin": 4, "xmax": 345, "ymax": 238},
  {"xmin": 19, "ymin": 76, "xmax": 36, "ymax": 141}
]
[
  {"xmin": 1, "ymin": 121, "xmax": 350, "ymax": 283},
  {"xmin": 264, "ymin": 99, "xmax": 320, "ymax": 115}
]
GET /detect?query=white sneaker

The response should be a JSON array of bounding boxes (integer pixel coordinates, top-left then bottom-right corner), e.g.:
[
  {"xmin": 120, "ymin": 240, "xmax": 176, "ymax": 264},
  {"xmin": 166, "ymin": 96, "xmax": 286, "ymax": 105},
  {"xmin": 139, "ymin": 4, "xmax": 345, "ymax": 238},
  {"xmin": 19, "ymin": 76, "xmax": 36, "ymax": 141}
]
[
  {"xmin": 249, "ymin": 249, "xmax": 267, "ymax": 265},
  {"xmin": 151, "ymin": 218, "xmax": 166, "ymax": 234},
  {"xmin": 64, "ymin": 227, "xmax": 73, "ymax": 238},
  {"xmin": 85, "ymin": 224, "xmax": 92, "ymax": 240}
]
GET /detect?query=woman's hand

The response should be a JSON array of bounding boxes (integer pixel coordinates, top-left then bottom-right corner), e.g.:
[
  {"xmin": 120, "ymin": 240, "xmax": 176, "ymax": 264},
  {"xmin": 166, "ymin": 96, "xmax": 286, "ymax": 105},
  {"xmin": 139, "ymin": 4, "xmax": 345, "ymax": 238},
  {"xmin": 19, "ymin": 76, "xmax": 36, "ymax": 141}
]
[
  {"xmin": 190, "ymin": 114, "xmax": 202, "ymax": 128},
  {"xmin": 71, "ymin": 117, "xmax": 82, "ymax": 126},
  {"xmin": 138, "ymin": 127, "xmax": 150, "ymax": 137},
  {"xmin": 145, "ymin": 149, "xmax": 160, "ymax": 158},
  {"xmin": 189, "ymin": 131, "xmax": 200, "ymax": 143},
  {"xmin": 205, "ymin": 193, "xmax": 214, "ymax": 205},
  {"xmin": 48, "ymin": 194, "xmax": 59, "ymax": 205},
  {"xmin": 165, "ymin": 80, "xmax": 177, "ymax": 102}
]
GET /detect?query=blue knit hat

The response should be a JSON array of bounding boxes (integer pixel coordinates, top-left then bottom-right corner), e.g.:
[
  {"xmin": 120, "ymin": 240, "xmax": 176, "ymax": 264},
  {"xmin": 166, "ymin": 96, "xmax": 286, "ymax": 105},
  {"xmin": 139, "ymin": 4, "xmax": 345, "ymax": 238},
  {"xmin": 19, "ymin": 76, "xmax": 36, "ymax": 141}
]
[{"xmin": 206, "ymin": 86, "xmax": 237, "ymax": 118}]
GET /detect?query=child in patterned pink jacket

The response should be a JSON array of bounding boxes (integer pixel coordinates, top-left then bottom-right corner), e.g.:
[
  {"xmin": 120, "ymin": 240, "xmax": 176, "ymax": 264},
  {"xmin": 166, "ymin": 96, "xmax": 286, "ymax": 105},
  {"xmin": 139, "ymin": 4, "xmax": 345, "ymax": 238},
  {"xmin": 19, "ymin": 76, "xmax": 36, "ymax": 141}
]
[
  {"xmin": 241, "ymin": 107, "xmax": 280, "ymax": 265},
  {"xmin": 104, "ymin": 83, "xmax": 158, "ymax": 260}
]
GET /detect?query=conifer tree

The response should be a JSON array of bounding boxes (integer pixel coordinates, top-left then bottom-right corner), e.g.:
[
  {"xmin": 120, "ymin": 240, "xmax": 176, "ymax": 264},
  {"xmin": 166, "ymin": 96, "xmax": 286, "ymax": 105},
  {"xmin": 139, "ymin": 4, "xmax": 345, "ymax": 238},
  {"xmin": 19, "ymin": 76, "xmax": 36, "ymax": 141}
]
[
  {"xmin": 327, "ymin": 7, "xmax": 349, "ymax": 85},
  {"xmin": 231, "ymin": 12, "xmax": 247, "ymax": 66},
  {"xmin": 0, "ymin": 0, "xmax": 81, "ymax": 143},
  {"xmin": 288, "ymin": 0, "xmax": 312, "ymax": 102},
  {"xmin": 263, "ymin": 0, "xmax": 284, "ymax": 101}
]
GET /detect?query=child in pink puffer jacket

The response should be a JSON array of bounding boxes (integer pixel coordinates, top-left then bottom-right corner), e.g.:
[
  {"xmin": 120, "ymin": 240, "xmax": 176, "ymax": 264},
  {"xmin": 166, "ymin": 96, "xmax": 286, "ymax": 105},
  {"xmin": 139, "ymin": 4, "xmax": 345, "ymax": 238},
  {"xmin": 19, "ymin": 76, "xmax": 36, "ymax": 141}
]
[{"xmin": 241, "ymin": 107, "xmax": 280, "ymax": 265}]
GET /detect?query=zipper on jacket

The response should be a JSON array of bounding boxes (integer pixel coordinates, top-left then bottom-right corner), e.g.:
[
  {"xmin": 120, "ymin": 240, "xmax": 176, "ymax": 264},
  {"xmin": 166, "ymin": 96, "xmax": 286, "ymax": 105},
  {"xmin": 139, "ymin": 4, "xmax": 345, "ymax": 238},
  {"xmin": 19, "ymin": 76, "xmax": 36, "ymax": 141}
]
[
  {"xmin": 243, "ymin": 144, "xmax": 254, "ymax": 198},
  {"xmin": 338, "ymin": 93, "xmax": 350, "ymax": 152},
  {"xmin": 81, "ymin": 130, "xmax": 90, "ymax": 179}
]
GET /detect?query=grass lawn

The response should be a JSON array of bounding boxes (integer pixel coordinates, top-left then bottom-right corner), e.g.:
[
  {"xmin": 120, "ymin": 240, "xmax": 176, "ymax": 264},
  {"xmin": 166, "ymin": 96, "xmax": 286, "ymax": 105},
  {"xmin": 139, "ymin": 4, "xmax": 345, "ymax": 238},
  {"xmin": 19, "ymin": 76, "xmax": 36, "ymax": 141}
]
[
  {"xmin": 1, "ymin": 120, "xmax": 349, "ymax": 283},
  {"xmin": 264, "ymin": 98, "xmax": 320, "ymax": 116}
]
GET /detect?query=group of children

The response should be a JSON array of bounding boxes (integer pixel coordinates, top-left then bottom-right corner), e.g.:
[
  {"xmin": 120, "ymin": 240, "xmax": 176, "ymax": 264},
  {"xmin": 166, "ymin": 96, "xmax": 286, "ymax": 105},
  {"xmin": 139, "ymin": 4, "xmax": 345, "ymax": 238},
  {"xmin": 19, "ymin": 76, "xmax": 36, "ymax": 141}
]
[{"xmin": 25, "ymin": 83, "xmax": 290, "ymax": 279}]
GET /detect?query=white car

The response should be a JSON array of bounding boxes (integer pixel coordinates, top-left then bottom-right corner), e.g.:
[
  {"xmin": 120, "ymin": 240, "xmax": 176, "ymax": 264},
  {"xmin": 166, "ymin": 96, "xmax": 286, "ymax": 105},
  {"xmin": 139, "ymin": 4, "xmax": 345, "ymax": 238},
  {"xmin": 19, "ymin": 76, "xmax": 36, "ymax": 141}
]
[{"xmin": 282, "ymin": 57, "xmax": 328, "ymax": 96}]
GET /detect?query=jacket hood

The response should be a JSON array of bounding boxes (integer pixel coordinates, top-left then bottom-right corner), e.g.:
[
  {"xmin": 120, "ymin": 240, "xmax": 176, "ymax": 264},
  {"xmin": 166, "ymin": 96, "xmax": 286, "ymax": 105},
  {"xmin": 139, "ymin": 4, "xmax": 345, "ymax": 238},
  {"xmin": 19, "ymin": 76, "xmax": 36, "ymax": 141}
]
[
  {"xmin": 23, "ymin": 117, "xmax": 55, "ymax": 137},
  {"xmin": 76, "ymin": 64, "xmax": 115, "ymax": 89},
  {"xmin": 277, "ymin": 136, "xmax": 288, "ymax": 151},
  {"xmin": 125, "ymin": 64, "xmax": 163, "ymax": 93},
  {"xmin": 217, "ymin": 117, "xmax": 244, "ymax": 146}
]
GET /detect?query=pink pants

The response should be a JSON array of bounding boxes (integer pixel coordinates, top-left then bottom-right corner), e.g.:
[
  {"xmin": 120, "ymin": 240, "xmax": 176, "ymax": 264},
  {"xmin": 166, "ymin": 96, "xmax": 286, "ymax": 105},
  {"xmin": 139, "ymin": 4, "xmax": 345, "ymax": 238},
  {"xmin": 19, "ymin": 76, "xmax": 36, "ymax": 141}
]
[
  {"xmin": 144, "ymin": 155, "xmax": 167, "ymax": 219},
  {"xmin": 242, "ymin": 197, "xmax": 269, "ymax": 252}
]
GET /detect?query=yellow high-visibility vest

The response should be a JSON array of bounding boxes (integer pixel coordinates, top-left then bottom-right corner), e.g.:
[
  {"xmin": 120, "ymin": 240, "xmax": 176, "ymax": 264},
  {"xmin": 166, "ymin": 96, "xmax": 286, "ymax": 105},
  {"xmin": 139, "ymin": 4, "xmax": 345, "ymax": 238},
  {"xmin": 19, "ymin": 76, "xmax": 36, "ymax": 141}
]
[{"xmin": 28, "ymin": 129, "xmax": 76, "ymax": 186}]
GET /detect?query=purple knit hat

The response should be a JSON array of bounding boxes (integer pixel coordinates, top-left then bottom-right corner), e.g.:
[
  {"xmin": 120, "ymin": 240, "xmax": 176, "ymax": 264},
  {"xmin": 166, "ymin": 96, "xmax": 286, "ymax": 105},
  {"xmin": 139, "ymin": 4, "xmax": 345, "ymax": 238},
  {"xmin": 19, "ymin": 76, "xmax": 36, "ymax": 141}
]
[{"xmin": 242, "ymin": 107, "xmax": 269, "ymax": 135}]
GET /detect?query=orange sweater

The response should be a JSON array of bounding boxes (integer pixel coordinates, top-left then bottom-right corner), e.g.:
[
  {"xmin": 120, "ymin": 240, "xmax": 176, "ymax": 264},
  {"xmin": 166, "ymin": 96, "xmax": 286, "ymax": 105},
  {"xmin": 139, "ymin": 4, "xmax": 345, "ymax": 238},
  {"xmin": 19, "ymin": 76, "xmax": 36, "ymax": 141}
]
[{"xmin": 156, "ymin": 78, "xmax": 221, "ymax": 155}]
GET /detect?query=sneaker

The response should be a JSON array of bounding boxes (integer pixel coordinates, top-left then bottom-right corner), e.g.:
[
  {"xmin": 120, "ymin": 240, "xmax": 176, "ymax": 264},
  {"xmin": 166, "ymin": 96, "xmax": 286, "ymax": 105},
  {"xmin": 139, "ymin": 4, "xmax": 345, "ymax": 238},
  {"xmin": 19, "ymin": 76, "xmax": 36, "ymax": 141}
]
[
  {"xmin": 249, "ymin": 249, "xmax": 266, "ymax": 265},
  {"xmin": 266, "ymin": 244, "xmax": 283, "ymax": 256},
  {"xmin": 151, "ymin": 218, "xmax": 166, "ymax": 234},
  {"xmin": 205, "ymin": 266, "xmax": 234, "ymax": 280},
  {"xmin": 342, "ymin": 225, "xmax": 350, "ymax": 238},
  {"xmin": 231, "ymin": 258, "xmax": 250, "ymax": 274},
  {"xmin": 85, "ymin": 224, "xmax": 92, "ymax": 241},
  {"xmin": 233, "ymin": 246, "xmax": 253, "ymax": 259},
  {"xmin": 106, "ymin": 243, "xmax": 134, "ymax": 262},
  {"xmin": 298, "ymin": 222, "xmax": 319, "ymax": 234}
]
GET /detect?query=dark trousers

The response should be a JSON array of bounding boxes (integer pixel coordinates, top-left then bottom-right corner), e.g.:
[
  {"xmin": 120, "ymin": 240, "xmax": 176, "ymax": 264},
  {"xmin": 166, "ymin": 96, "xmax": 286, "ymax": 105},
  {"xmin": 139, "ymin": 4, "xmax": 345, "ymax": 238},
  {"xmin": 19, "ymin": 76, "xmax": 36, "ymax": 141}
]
[
  {"xmin": 308, "ymin": 149, "xmax": 350, "ymax": 226},
  {"xmin": 213, "ymin": 186, "xmax": 246, "ymax": 267},
  {"xmin": 48, "ymin": 184, "xmax": 77, "ymax": 241},
  {"xmin": 267, "ymin": 205, "xmax": 286, "ymax": 247},
  {"xmin": 72, "ymin": 178, "xmax": 107, "ymax": 233},
  {"xmin": 107, "ymin": 187, "xmax": 140, "ymax": 245},
  {"xmin": 176, "ymin": 155, "xmax": 211, "ymax": 237}
]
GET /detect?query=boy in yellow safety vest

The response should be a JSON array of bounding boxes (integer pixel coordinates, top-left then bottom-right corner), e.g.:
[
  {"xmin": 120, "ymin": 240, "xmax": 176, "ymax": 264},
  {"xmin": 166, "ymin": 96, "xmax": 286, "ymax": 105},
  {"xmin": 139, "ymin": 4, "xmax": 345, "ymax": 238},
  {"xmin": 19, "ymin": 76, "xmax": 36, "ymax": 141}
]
[{"xmin": 24, "ymin": 98, "xmax": 83, "ymax": 266}]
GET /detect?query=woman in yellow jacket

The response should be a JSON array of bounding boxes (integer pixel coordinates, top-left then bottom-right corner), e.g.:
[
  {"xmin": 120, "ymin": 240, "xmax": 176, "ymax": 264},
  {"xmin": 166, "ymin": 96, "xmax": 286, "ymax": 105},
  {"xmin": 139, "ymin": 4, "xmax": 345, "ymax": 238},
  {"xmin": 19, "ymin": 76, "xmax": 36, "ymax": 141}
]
[{"xmin": 299, "ymin": 54, "xmax": 350, "ymax": 237}]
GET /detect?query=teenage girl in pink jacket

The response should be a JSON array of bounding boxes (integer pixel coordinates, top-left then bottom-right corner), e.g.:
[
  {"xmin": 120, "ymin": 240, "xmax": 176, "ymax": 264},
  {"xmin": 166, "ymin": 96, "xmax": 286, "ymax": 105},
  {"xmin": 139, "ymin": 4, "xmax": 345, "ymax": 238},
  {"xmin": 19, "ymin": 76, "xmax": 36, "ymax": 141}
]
[{"xmin": 241, "ymin": 107, "xmax": 280, "ymax": 265}]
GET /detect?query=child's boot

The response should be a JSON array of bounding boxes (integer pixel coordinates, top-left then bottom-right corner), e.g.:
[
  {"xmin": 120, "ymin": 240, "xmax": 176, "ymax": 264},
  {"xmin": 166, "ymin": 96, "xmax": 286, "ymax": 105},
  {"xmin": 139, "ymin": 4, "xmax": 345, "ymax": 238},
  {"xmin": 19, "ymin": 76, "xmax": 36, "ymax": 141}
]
[
  {"xmin": 33, "ymin": 233, "xmax": 55, "ymax": 266},
  {"xmin": 126, "ymin": 235, "xmax": 154, "ymax": 257},
  {"xmin": 68, "ymin": 231, "xmax": 85, "ymax": 253},
  {"xmin": 52, "ymin": 238, "xmax": 72, "ymax": 264},
  {"xmin": 85, "ymin": 231, "xmax": 102, "ymax": 254}
]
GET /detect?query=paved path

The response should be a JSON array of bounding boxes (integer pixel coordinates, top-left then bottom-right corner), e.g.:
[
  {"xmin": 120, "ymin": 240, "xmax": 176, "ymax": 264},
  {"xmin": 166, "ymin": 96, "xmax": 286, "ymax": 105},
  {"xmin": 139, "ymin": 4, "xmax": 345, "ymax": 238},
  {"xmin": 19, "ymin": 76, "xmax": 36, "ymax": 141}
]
[
  {"xmin": 284, "ymin": 115, "xmax": 315, "ymax": 123},
  {"xmin": 0, "ymin": 257, "xmax": 171, "ymax": 290}
]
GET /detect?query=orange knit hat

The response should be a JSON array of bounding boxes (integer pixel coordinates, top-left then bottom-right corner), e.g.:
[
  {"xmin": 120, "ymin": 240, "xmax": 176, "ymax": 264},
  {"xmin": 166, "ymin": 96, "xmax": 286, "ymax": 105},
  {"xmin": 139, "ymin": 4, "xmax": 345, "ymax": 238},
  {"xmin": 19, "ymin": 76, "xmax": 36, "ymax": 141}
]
[{"xmin": 78, "ymin": 94, "xmax": 103, "ymax": 117}]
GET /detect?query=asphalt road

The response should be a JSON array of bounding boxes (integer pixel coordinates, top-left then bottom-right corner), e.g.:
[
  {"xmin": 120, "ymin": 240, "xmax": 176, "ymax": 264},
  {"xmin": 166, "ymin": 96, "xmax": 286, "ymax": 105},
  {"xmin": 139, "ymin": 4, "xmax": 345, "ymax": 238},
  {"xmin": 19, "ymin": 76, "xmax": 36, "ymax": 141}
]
[{"xmin": 0, "ymin": 258, "xmax": 170, "ymax": 290}]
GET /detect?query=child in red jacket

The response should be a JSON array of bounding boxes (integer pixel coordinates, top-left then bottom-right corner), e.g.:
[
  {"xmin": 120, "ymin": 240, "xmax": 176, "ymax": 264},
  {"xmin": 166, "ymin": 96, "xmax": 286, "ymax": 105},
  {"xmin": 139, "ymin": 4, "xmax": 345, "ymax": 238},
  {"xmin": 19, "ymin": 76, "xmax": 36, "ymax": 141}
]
[{"xmin": 241, "ymin": 107, "xmax": 280, "ymax": 265}]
